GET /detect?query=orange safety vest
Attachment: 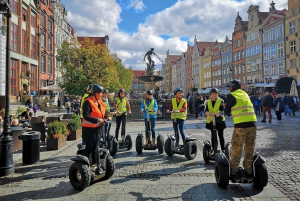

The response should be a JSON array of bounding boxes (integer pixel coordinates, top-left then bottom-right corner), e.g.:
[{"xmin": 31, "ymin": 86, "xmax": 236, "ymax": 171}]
[{"xmin": 82, "ymin": 97, "xmax": 106, "ymax": 128}]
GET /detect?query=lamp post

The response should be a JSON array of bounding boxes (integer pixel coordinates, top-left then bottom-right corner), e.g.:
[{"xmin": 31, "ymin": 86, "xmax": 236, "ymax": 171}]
[{"xmin": 0, "ymin": 0, "xmax": 14, "ymax": 177}]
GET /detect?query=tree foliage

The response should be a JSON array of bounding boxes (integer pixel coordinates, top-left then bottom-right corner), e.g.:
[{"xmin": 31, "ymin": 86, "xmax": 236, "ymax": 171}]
[
  {"xmin": 57, "ymin": 38, "xmax": 132, "ymax": 95},
  {"xmin": 275, "ymin": 77, "xmax": 296, "ymax": 93}
]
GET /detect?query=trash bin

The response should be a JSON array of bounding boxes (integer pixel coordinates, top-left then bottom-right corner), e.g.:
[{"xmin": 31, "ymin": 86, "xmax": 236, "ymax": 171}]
[{"xmin": 18, "ymin": 131, "xmax": 41, "ymax": 165}]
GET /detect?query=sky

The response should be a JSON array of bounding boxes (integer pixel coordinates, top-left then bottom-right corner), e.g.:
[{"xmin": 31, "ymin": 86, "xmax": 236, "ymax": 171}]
[{"xmin": 60, "ymin": 0, "xmax": 288, "ymax": 71}]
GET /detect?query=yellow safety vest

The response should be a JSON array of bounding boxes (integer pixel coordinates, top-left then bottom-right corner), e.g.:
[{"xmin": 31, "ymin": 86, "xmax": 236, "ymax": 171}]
[
  {"xmin": 171, "ymin": 98, "xmax": 187, "ymax": 120},
  {"xmin": 144, "ymin": 99, "xmax": 155, "ymax": 115},
  {"xmin": 80, "ymin": 93, "xmax": 90, "ymax": 118},
  {"xmin": 102, "ymin": 97, "xmax": 112, "ymax": 117},
  {"xmin": 115, "ymin": 97, "xmax": 127, "ymax": 116},
  {"xmin": 230, "ymin": 89, "xmax": 257, "ymax": 124},
  {"xmin": 206, "ymin": 98, "xmax": 225, "ymax": 123}
]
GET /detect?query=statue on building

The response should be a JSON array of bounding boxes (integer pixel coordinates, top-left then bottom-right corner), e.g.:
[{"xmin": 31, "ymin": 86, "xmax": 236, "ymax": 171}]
[{"xmin": 143, "ymin": 48, "xmax": 162, "ymax": 75}]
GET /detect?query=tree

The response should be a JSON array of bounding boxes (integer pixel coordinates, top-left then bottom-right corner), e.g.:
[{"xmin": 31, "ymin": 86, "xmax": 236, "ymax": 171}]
[{"xmin": 57, "ymin": 38, "xmax": 132, "ymax": 95}]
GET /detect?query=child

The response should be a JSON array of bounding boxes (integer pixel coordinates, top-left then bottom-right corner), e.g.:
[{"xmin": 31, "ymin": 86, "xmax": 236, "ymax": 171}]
[{"xmin": 33, "ymin": 104, "xmax": 39, "ymax": 117}]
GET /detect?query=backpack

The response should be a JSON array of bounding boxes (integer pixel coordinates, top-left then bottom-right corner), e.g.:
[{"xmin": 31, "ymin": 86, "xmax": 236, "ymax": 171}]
[{"xmin": 275, "ymin": 101, "xmax": 284, "ymax": 113}]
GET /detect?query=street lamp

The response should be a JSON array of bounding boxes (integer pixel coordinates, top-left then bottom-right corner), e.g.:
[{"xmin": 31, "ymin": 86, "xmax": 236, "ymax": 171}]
[{"xmin": 0, "ymin": 0, "xmax": 14, "ymax": 177}]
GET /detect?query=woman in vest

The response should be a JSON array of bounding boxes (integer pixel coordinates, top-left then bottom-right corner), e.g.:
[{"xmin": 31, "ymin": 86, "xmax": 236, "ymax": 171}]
[
  {"xmin": 102, "ymin": 88, "xmax": 116, "ymax": 144},
  {"xmin": 205, "ymin": 88, "xmax": 226, "ymax": 153},
  {"xmin": 140, "ymin": 89, "xmax": 158, "ymax": 146},
  {"xmin": 82, "ymin": 84, "xmax": 108, "ymax": 173},
  {"xmin": 166, "ymin": 88, "xmax": 187, "ymax": 149},
  {"xmin": 114, "ymin": 89, "xmax": 131, "ymax": 141}
]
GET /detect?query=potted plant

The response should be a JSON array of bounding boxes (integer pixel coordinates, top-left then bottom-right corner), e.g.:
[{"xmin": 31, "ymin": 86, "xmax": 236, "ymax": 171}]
[
  {"xmin": 66, "ymin": 115, "xmax": 81, "ymax": 140},
  {"xmin": 46, "ymin": 120, "xmax": 68, "ymax": 150}
]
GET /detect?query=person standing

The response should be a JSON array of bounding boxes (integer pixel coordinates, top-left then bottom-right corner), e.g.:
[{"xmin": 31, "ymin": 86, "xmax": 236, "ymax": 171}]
[
  {"xmin": 205, "ymin": 88, "xmax": 226, "ymax": 153},
  {"xmin": 224, "ymin": 79, "xmax": 257, "ymax": 177},
  {"xmin": 140, "ymin": 89, "xmax": 158, "ymax": 146},
  {"xmin": 291, "ymin": 94, "xmax": 299, "ymax": 116},
  {"xmin": 166, "ymin": 88, "xmax": 187, "ymax": 149},
  {"xmin": 273, "ymin": 94, "xmax": 284, "ymax": 122},
  {"xmin": 261, "ymin": 91, "xmax": 273, "ymax": 123},
  {"xmin": 102, "ymin": 88, "xmax": 115, "ymax": 145},
  {"xmin": 33, "ymin": 104, "xmax": 39, "ymax": 117},
  {"xmin": 114, "ymin": 89, "xmax": 131, "ymax": 142}
]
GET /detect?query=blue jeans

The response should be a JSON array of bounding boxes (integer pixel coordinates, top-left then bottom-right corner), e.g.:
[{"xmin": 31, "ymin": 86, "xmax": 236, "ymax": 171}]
[
  {"xmin": 198, "ymin": 106, "xmax": 204, "ymax": 117},
  {"xmin": 144, "ymin": 118, "xmax": 156, "ymax": 138},
  {"xmin": 285, "ymin": 105, "xmax": 291, "ymax": 115},
  {"xmin": 104, "ymin": 122, "xmax": 110, "ymax": 144},
  {"xmin": 172, "ymin": 119, "xmax": 186, "ymax": 145},
  {"xmin": 254, "ymin": 105, "xmax": 260, "ymax": 115}
]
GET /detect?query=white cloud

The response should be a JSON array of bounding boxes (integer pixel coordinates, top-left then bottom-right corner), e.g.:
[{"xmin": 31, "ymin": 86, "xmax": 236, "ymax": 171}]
[{"xmin": 64, "ymin": 0, "xmax": 288, "ymax": 70}]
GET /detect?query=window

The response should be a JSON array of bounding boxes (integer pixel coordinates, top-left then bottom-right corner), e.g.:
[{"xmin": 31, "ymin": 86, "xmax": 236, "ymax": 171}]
[
  {"xmin": 270, "ymin": 45, "xmax": 276, "ymax": 59},
  {"xmin": 251, "ymin": 46, "xmax": 256, "ymax": 55},
  {"xmin": 22, "ymin": 7, "xmax": 27, "ymax": 21},
  {"xmin": 264, "ymin": 47, "xmax": 269, "ymax": 60},
  {"xmin": 233, "ymin": 53, "xmax": 236, "ymax": 61},
  {"xmin": 237, "ymin": 51, "xmax": 240, "ymax": 60},
  {"xmin": 48, "ymin": 56, "xmax": 52, "ymax": 74},
  {"xmin": 292, "ymin": 9, "xmax": 295, "ymax": 16},
  {"xmin": 252, "ymin": 60, "xmax": 256, "ymax": 71},
  {"xmin": 271, "ymin": 64, "xmax": 276, "ymax": 75},
  {"xmin": 11, "ymin": 0, "xmax": 18, "ymax": 15},
  {"xmin": 242, "ymin": 65, "xmax": 245, "ymax": 73},
  {"xmin": 11, "ymin": 59, "xmax": 18, "ymax": 96},
  {"xmin": 299, "ymin": 19, "xmax": 300, "ymax": 32},
  {"xmin": 21, "ymin": 63, "xmax": 27, "ymax": 77},
  {"xmin": 277, "ymin": 42, "xmax": 284, "ymax": 57},
  {"xmin": 290, "ymin": 41, "xmax": 296, "ymax": 53},
  {"xmin": 256, "ymin": 44, "xmax": 261, "ymax": 54},
  {"xmin": 48, "ymin": 19, "xmax": 52, "ymax": 32},
  {"xmin": 237, "ymin": 66, "xmax": 240, "ymax": 74},
  {"xmin": 290, "ymin": 59, "xmax": 296, "ymax": 68},
  {"xmin": 41, "ymin": 13, "xmax": 46, "ymax": 27},
  {"xmin": 247, "ymin": 48, "xmax": 251, "ymax": 57},
  {"xmin": 278, "ymin": 26, "xmax": 283, "ymax": 37},
  {"xmin": 256, "ymin": 59, "xmax": 261, "ymax": 70},
  {"xmin": 31, "ymin": 34, "xmax": 36, "ymax": 59},
  {"xmin": 278, "ymin": 62, "xmax": 284, "ymax": 74},
  {"xmin": 264, "ymin": 32, "xmax": 269, "ymax": 42},
  {"xmin": 247, "ymin": 61, "xmax": 251, "ymax": 72},
  {"xmin": 41, "ymin": 54, "xmax": 46, "ymax": 73},
  {"xmin": 30, "ymin": 65, "xmax": 36, "ymax": 91},
  {"xmin": 22, "ymin": 29, "xmax": 27, "ymax": 55},
  {"xmin": 48, "ymin": 37, "xmax": 52, "ymax": 51},
  {"xmin": 41, "ymin": 80, "xmax": 47, "ymax": 88},
  {"xmin": 41, "ymin": 33, "xmax": 46, "ymax": 48},
  {"xmin": 242, "ymin": 50, "xmax": 245, "ymax": 59},
  {"xmin": 289, "ymin": 21, "xmax": 295, "ymax": 34},
  {"xmin": 265, "ymin": 65, "xmax": 270, "ymax": 76},
  {"xmin": 251, "ymin": 15, "xmax": 254, "ymax": 21},
  {"xmin": 298, "ymin": 6, "xmax": 300, "ymax": 13},
  {"xmin": 11, "ymin": 23, "xmax": 18, "ymax": 52},
  {"xmin": 31, "ymin": 13, "xmax": 36, "ymax": 27}
]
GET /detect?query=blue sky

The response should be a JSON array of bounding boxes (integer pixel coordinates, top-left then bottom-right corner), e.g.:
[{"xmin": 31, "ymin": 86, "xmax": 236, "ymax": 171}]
[{"xmin": 61, "ymin": 0, "xmax": 287, "ymax": 70}]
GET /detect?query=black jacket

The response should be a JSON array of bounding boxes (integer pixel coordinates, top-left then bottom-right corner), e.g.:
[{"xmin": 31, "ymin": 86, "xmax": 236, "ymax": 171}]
[{"xmin": 261, "ymin": 95, "xmax": 273, "ymax": 107}]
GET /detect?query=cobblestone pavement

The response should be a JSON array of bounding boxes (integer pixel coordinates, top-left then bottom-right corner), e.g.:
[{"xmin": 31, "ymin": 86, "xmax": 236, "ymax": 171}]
[{"xmin": 0, "ymin": 112, "xmax": 299, "ymax": 200}]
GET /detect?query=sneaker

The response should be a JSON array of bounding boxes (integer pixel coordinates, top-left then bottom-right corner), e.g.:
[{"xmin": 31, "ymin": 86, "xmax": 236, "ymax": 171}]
[{"xmin": 261, "ymin": 120, "xmax": 266, "ymax": 122}]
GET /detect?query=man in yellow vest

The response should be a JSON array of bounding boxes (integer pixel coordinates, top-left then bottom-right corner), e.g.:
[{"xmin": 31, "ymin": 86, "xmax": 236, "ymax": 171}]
[
  {"xmin": 140, "ymin": 89, "xmax": 158, "ymax": 146},
  {"xmin": 224, "ymin": 79, "xmax": 257, "ymax": 177},
  {"xmin": 114, "ymin": 89, "xmax": 131, "ymax": 141},
  {"xmin": 205, "ymin": 88, "xmax": 226, "ymax": 153},
  {"xmin": 167, "ymin": 88, "xmax": 187, "ymax": 149},
  {"xmin": 102, "ymin": 88, "xmax": 115, "ymax": 145}
]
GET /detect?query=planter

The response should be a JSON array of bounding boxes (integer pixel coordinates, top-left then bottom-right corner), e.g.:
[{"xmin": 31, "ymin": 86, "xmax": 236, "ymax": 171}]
[
  {"xmin": 67, "ymin": 129, "xmax": 82, "ymax": 141},
  {"xmin": 47, "ymin": 136, "xmax": 67, "ymax": 150}
]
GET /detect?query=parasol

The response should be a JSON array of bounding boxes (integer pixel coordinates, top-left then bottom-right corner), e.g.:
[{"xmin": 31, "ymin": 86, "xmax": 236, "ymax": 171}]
[{"xmin": 290, "ymin": 80, "xmax": 299, "ymax": 101}]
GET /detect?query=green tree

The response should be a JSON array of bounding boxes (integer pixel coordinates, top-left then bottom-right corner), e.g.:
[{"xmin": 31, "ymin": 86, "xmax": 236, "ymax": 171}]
[{"xmin": 57, "ymin": 38, "xmax": 132, "ymax": 95}]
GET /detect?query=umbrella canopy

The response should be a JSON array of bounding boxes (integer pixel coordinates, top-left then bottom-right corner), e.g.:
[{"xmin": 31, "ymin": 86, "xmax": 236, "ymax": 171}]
[
  {"xmin": 40, "ymin": 84, "xmax": 63, "ymax": 91},
  {"xmin": 290, "ymin": 80, "xmax": 299, "ymax": 101}
]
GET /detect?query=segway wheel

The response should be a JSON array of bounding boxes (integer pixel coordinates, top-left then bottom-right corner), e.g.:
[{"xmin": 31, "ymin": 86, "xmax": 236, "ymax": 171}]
[
  {"xmin": 136, "ymin": 135, "xmax": 143, "ymax": 154},
  {"xmin": 253, "ymin": 164, "xmax": 268, "ymax": 189},
  {"xmin": 184, "ymin": 141, "xmax": 198, "ymax": 160},
  {"xmin": 203, "ymin": 144, "xmax": 211, "ymax": 163},
  {"xmin": 109, "ymin": 137, "xmax": 119, "ymax": 156},
  {"xmin": 214, "ymin": 160, "xmax": 229, "ymax": 188},
  {"xmin": 164, "ymin": 138, "xmax": 174, "ymax": 156},
  {"xmin": 125, "ymin": 135, "xmax": 133, "ymax": 150},
  {"xmin": 157, "ymin": 135, "xmax": 164, "ymax": 154},
  {"xmin": 103, "ymin": 154, "xmax": 115, "ymax": 180},
  {"xmin": 69, "ymin": 162, "xmax": 91, "ymax": 190}
]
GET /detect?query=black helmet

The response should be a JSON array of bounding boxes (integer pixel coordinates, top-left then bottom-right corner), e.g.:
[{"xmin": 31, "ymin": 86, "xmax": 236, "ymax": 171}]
[
  {"xmin": 146, "ymin": 89, "xmax": 153, "ymax": 95},
  {"xmin": 209, "ymin": 88, "xmax": 218, "ymax": 94},
  {"xmin": 118, "ymin": 89, "xmax": 125, "ymax": 97},
  {"xmin": 87, "ymin": 84, "xmax": 93, "ymax": 91},
  {"xmin": 103, "ymin": 89, "xmax": 109, "ymax": 93},
  {"xmin": 174, "ymin": 88, "xmax": 183, "ymax": 95},
  {"xmin": 91, "ymin": 84, "xmax": 104, "ymax": 95},
  {"xmin": 226, "ymin": 79, "xmax": 241, "ymax": 91}
]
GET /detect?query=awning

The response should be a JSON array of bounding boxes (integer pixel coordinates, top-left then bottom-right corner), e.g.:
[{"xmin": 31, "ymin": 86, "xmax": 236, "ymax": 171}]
[
  {"xmin": 40, "ymin": 84, "xmax": 63, "ymax": 91},
  {"xmin": 264, "ymin": 83, "xmax": 276, "ymax": 88}
]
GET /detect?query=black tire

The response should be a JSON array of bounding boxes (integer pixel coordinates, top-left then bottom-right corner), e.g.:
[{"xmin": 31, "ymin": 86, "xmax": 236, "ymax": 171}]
[
  {"xmin": 203, "ymin": 144, "xmax": 211, "ymax": 163},
  {"xmin": 157, "ymin": 135, "xmax": 164, "ymax": 154},
  {"xmin": 109, "ymin": 137, "xmax": 119, "ymax": 156},
  {"xmin": 103, "ymin": 155, "xmax": 115, "ymax": 180},
  {"xmin": 164, "ymin": 138, "xmax": 174, "ymax": 156},
  {"xmin": 136, "ymin": 135, "xmax": 143, "ymax": 154},
  {"xmin": 184, "ymin": 141, "xmax": 198, "ymax": 160},
  {"xmin": 125, "ymin": 135, "xmax": 133, "ymax": 151},
  {"xmin": 214, "ymin": 160, "xmax": 229, "ymax": 188},
  {"xmin": 253, "ymin": 164, "xmax": 268, "ymax": 189},
  {"xmin": 69, "ymin": 162, "xmax": 91, "ymax": 190}
]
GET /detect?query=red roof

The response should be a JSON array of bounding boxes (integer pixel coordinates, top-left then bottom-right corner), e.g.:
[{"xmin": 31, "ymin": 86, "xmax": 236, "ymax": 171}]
[
  {"xmin": 169, "ymin": 55, "xmax": 181, "ymax": 63},
  {"xmin": 259, "ymin": 12, "xmax": 269, "ymax": 20},
  {"xmin": 196, "ymin": 42, "xmax": 215, "ymax": 55},
  {"xmin": 77, "ymin": 37, "xmax": 106, "ymax": 45},
  {"xmin": 133, "ymin": 70, "xmax": 145, "ymax": 76}
]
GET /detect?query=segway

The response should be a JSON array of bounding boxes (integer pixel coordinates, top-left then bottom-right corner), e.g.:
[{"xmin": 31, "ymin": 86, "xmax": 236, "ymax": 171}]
[
  {"xmin": 214, "ymin": 145, "xmax": 268, "ymax": 189},
  {"xmin": 164, "ymin": 111, "xmax": 198, "ymax": 160},
  {"xmin": 69, "ymin": 125, "xmax": 115, "ymax": 190},
  {"xmin": 100, "ymin": 119, "xmax": 118, "ymax": 156},
  {"xmin": 116, "ymin": 112, "xmax": 133, "ymax": 151},
  {"xmin": 203, "ymin": 113, "xmax": 230, "ymax": 163},
  {"xmin": 136, "ymin": 110, "xmax": 164, "ymax": 154}
]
